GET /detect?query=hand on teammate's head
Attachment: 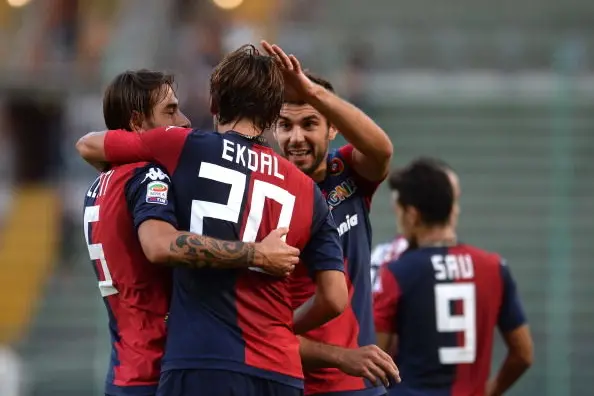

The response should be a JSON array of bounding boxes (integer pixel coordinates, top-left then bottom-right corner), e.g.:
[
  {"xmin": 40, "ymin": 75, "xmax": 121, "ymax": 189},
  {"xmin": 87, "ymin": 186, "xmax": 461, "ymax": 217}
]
[{"xmin": 261, "ymin": 40, "xmax": 317, "ymax": 101}]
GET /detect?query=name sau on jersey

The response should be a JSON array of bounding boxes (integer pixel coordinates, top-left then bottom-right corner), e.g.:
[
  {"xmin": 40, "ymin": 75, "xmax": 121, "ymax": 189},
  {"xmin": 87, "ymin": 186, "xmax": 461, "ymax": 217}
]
[
  {"xmin": 327, "ymin": 178, "xmax": 357, "ymax": 209},
  {"xmin": 337, "ymin": 213, "xmax": 358, "ymax": 236},
  {"xmin": 431, "ymin": 254, "xmax": 474, "ymax": 281}
]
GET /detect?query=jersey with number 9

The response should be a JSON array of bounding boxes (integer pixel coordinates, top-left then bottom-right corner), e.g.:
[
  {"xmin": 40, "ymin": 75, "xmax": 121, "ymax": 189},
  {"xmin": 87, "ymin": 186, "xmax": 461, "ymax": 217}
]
[
  {"xmin": 102, "ymin": 127, "xmax": 345, "ymax": 390},
  {"xmin": 373, "ymin": 244, "xmax": 527, "ymax": 396}
]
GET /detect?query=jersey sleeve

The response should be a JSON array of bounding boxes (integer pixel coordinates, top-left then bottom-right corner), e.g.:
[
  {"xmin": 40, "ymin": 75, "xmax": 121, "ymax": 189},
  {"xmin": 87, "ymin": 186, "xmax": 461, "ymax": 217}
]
[
  {"xmin": 105, "ymin": 127, "xmax": 191, "ymax": 174},
  {"xmin": 124, "ymin": 163, "xmax": 178, "ymax": 229},
  {"xmin": 300, "ymin": 184, "xmax": 344, "ymax": 276},
  {"xmin": 373, "ymin": 263, "xmax": 401, "ymax": 333},
  {"xmin": 497, "ymin": 259, "xmax": 527, "ymax": 333},
  {"xmin": 338, "ymin": 144, "xmax": 383, "ymax": 203}
]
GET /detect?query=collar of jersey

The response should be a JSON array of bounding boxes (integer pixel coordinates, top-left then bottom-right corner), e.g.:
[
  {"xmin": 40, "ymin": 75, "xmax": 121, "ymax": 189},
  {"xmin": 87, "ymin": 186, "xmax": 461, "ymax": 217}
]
[{"xmin": 225, "ymin": 130, "xmax": 270, "ymax": 147}]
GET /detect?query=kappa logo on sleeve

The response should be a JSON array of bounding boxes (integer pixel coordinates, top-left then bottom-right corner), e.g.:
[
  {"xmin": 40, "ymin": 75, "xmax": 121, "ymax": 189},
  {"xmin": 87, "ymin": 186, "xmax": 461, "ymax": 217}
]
[
  {"xmin": 141, "ymin": 167, "xmax": 171, "ymax": 184},
  {"xmin": 146, "ymin": 181, "xmax": 169, "ymax": 205}
]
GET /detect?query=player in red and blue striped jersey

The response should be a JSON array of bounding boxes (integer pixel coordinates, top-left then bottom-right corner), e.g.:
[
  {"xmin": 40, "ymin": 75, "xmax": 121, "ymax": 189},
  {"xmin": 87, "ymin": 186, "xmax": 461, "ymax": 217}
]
[
  {"xmin": 84, "ymin": 70, "xmax": 300, "ymax": 396},
  {"xmin": 262, "ymin": 41, "xmax": 400, "ymax": 396},
  {"xmin": 374, "ymin": 159, "xmax": 534, "ymax": 396},
  {"xmin": 77, "ymin": 45, "xmax": 349, "ymax": 396}
]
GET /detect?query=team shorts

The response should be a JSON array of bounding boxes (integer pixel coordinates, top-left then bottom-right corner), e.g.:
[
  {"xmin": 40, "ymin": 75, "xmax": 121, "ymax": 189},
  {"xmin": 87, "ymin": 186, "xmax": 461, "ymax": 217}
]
[{"xmin": 157, "ymin": 369, "xmax": 303, "ymax": 396}]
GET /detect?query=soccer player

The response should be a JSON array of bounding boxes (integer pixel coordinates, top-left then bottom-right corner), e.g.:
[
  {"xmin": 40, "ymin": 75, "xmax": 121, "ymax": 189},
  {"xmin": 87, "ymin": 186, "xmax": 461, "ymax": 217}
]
[
  {"xmin": 373, "ymin": 158, "xmax": 533, "ymax": 396},
  {"xmin": 85, "ymin": 69, "xmax": 300, "ymax": 396},
  {"xmin": 370, "ymin": 162, "xmax": 461, "ymax": 293},
  {"xmin": 262, "ymin": 41, "xmax": 399, "ymax": 395},
  {"xmin": 77, "ymin": 45, "xmax": 349, "ymax": 396}
]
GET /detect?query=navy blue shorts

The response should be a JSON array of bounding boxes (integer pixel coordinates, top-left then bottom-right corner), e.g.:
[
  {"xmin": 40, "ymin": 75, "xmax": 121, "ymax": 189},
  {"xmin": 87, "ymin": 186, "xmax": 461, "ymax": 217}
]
[{"xmin": 157, "ymin": 369, "xmax": 303, "ymax": 396}]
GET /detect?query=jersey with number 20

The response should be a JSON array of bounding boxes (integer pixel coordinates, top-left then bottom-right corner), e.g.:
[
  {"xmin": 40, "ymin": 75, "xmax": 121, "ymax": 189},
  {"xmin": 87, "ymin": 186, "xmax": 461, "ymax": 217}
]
[{"xmin": 102, "ymin": 127, "xmax": 345, "ymax": 390}]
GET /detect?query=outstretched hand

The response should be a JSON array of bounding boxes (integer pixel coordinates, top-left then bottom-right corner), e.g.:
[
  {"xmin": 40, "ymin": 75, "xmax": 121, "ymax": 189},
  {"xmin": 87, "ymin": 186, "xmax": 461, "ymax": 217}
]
[{"xmin": 261, "ymin": 40, "xmax": 318, "ymax": 101}]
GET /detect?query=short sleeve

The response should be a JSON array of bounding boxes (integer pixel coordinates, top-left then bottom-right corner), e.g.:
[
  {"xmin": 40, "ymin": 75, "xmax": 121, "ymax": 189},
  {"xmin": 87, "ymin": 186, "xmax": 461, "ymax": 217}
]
[
  {"xmin": 373, "ymin": 264, "xmax": 401, "ymax": 333},
  {"xmin": 124, "ymin": 164, "xmax": 178, "ymax": 229},
  {"xmin": 300, "ymin": 185, "xmax": 344, "ymax": 276},
  {"xmin": 337, "ymin": 144, "xmax": 383, "ymax": 204},
  {"xmin": 497, "ymin": 260, "xmax": 527, "ymax": 333},
  {"xmin": 105, "ymin": 127, "xmax": 191, "ymax": 174}
]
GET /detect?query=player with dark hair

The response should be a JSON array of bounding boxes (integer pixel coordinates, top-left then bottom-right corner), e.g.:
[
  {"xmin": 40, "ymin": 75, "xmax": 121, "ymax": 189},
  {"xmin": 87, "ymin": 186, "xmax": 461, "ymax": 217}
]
[
  {"xmin": 84, "ymin": 68, "xmax": 300, "ymax": 396},
  {"xmin": 261, "ymin": 41, "xmax": 399, "ymax": 396},
  {"xmin": 77, "ymin": 45, "xmax": 349, "ymax": 396},
  {"xmin": 102, "ymin": 69, "xmax": 187, "ymax": 131},
  {"xmin": 374, "ymin": 158, "xmax": 533, "ymax": 396},
  {"xmin": 370, "ymin": 160, "xmax": 461, "ymax": 294}
]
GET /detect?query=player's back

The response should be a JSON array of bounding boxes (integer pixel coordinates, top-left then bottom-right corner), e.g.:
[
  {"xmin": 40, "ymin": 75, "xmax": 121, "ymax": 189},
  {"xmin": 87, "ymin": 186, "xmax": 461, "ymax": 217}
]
[
  {"xmin": 83, "ymin": 163, "xmax": 172, "ymax": 394},
  {"xmin": 161, "ymin": 131, "xmax": 325, "ymax": 388},
  {"xmin": 383, "ymin": 244, "xmax": 512, "ymax": 396}
]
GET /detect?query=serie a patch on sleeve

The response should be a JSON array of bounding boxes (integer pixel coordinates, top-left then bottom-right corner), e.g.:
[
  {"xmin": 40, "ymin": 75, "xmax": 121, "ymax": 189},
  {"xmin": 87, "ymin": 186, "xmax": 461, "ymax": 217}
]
[{"xmin": 146, "ymin": 181, "xmax": 169, "ymax": 205}]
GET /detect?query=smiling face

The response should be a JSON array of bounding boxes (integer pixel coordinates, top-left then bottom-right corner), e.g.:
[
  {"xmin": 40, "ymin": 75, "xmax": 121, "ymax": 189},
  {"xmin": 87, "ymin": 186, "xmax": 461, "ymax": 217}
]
[
  {"xmin": 138, "ymin": 84, "xmax": 190, "ymax": 130},
  {"xmin": 274, "ymin": 103, "xmax": 337, "ymax": 177}
]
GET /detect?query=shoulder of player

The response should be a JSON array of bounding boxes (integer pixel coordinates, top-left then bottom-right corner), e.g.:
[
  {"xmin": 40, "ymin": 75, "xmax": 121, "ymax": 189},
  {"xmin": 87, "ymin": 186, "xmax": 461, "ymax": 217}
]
[
  {"xmin": 456, "ymin": 243, "xmax": 504, "ymax": 267},
  {"xmin": 105, "ymin": 162, "xmax": 151, "ymax": 179},
  {"xmin": 385, "ymin": 248, "xmax": 426, "ymax": 273}
]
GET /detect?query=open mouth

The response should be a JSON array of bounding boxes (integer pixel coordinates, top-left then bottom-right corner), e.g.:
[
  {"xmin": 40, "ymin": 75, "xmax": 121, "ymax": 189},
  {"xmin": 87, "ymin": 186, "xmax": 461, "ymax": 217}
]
[{"xmin": 287, "ymin": 149, "xmax": 312, "ymax": 159}]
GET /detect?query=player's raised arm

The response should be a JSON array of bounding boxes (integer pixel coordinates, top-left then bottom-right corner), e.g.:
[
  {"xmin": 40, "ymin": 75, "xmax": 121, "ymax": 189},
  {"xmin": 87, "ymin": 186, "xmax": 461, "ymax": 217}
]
[
  {"xmin": 292, "ymin": 187, "xmax": 348, "ymax": 334},
  {"xmin": 262, "ymin": 40, "xmax": 393, "ymax": 182},
  {"xmin": 76, "ymin": 126, "xmax": 191, "ymax": 174},
  {"xmin": 487, "ymin": 261, "xmax": 533, "ymax": 396},
  {"xmin": 126, "ymin": 163, "xmax": 299, "ymax": 276}
]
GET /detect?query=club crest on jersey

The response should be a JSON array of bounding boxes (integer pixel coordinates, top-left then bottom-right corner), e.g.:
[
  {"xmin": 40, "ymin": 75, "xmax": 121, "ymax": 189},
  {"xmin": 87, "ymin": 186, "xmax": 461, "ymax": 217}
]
[
  {"xmin": 142, "ymin": 167, "xmax": 171, "ymax": 184},
  {"xmin": 327, "ymin": 178, "xmax": 357, "ymax": 209},
  {"xmin": 329, "ymin": 157, "xmax": 344, "ymax": 176},
  {"xmin": 146, "ymin": 181, "xmax": 169, "ymax": 205}
]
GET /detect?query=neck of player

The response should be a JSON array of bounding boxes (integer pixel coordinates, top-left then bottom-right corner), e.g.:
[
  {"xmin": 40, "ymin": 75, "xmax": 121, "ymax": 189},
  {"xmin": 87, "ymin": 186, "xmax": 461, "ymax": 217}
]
[
  {"xmin": 217, "ymin": 119, "xmax": 263, "ymax": 137},
  {"xmin": 415, "ymin": 226, "xmax": 457, "ymax": 248}
]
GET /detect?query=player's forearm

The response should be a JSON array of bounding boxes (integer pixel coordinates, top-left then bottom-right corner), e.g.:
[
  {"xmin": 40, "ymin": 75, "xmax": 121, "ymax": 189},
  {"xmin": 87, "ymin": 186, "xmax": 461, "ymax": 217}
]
[
  {"xmin": 298, "ymin": 336, "xmax": 347, "ymax": 370},
  {"xmin": 487, "ymin": 354, "xmax": 532, "ymax": 396},
  {"xmin": 293, "ymin": 294, "xmax": 343, "ymax": 335},
  {"xmin": 76, "ymin": 132, "xmax": 108, "ymax": 164},
  {"xmin": 160, "ymin": 232, "xmax": 257, "ymax": 269},
  {"xmin": 293, "ymin": 271, "xmax": 347, "ymax": 334},
  {"xmin": 306, "ymin": 85, "xmax": 393, "ymax": 162}
]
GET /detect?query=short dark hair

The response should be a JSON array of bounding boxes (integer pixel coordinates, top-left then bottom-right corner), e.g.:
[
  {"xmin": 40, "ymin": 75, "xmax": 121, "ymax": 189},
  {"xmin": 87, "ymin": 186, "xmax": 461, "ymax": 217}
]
[
  {"xmin": 284, "ymin": 72, "xmax": 335, "ymax": 105},
  {"xmin": 389, "ymin": 158, "xmax": 454, "ymax": 226},
  {"xmin": 103, "ymin": 69, "xmax": 175, "ymax": 131},
  {"xmin": 210, "ymin": 44, "xmax": 283, "ymax": 132},
  {"xmin": 388, "ymin": 157, "xmax": 453, "ymax": 191}
]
